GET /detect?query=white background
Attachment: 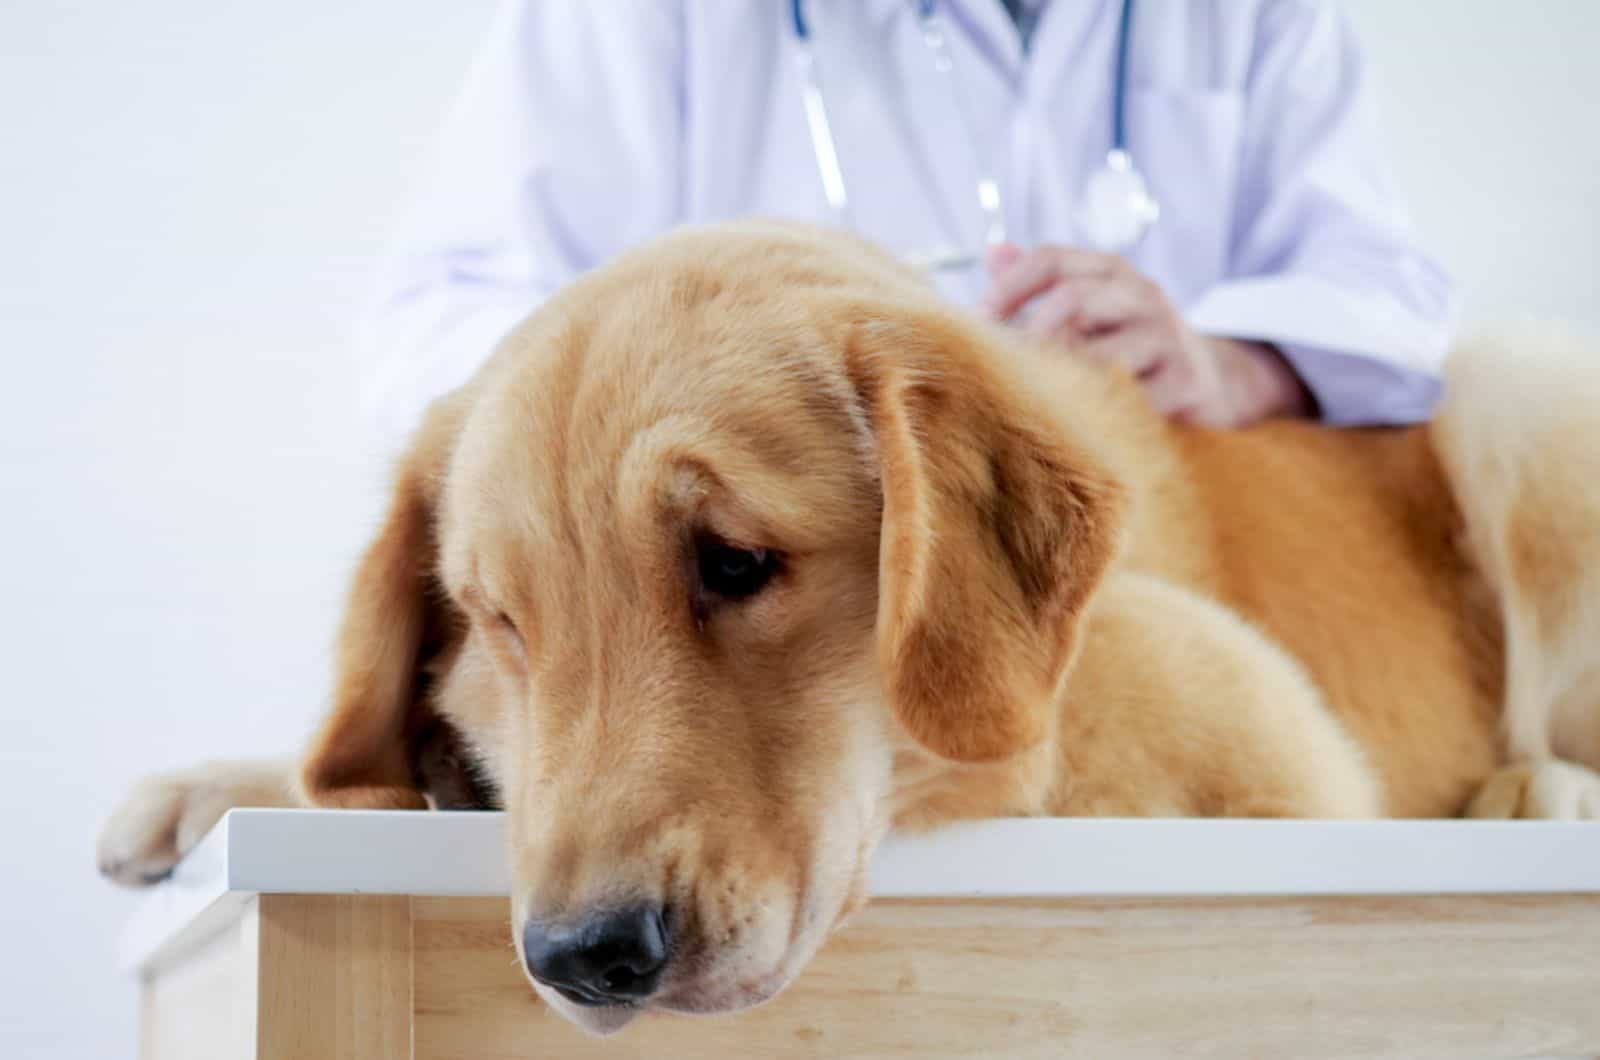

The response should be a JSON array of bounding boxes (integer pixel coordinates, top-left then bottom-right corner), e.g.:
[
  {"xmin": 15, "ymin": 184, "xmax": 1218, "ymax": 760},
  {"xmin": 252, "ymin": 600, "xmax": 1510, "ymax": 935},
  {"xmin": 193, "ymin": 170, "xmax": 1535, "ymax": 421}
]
[{"xmin": 2, "ymin": 2, "xmax": 1597, "ymax": 1057}]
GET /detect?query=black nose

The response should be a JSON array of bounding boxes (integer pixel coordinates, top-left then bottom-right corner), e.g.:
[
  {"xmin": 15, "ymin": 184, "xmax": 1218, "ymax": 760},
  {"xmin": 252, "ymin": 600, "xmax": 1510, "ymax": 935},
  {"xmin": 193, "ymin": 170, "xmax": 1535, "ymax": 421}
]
[{"xmin": 522, "ymin": 905, "xmax": 669, "ymax": 1005}]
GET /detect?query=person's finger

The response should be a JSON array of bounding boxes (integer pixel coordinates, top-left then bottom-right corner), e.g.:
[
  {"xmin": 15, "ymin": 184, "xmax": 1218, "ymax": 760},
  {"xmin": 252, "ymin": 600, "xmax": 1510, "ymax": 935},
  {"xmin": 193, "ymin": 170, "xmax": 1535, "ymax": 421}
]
[
  {"xmin": 1139, "ymin": 343, "xmax": 1238, "ymax": 425},
  {"xmin": 984, "ymin": 241, "xmax": 1023, "ymax": 277},
  {"xmin": 1045, "ymin": 247, "xmax": 1124, "ymax": 278},
  {"xmin": 983, "ymin": 247, "xmax": 1119, "ymax": 321},
  {"xmin": 1139, "ymin": 359, "xmax": 1203, "ymax": 420},
  {"xmin": 1066, "ymin": 273, "xmax": 1163, "ymax": 334},
  {"xmin": 1019, "ymin": 285, "xmax": 1078, "ymax": 340},
  {"xmin": 983, "ymin": 249, "xmax": 1060, "ymax": 321},
  {"xmin": 1076, "ymin": 323, "xmax": 1168, "ymax": 378}
]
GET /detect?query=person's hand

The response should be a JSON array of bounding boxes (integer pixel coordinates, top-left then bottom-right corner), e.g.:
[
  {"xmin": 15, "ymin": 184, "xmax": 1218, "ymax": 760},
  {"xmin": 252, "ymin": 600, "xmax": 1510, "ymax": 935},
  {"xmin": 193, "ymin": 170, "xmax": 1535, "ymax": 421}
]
[{"xmin": 982, "ymin": 243, "xmax": 1313, "ymax": 427}]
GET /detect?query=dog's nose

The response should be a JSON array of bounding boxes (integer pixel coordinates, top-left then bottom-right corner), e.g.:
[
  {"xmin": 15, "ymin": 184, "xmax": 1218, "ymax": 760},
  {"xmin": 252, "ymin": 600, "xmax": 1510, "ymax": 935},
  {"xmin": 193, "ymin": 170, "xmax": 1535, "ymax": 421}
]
[{"xmin": 522, "ymin": 905, "xmax": 669, "ymax": 1005}]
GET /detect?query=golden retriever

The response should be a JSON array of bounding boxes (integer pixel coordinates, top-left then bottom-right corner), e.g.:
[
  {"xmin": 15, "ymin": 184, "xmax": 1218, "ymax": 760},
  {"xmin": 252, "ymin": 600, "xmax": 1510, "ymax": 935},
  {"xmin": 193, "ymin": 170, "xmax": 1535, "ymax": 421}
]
[{"xmin": 98, "ymin": 222, "xmax": 1600, "ymax": 1035}]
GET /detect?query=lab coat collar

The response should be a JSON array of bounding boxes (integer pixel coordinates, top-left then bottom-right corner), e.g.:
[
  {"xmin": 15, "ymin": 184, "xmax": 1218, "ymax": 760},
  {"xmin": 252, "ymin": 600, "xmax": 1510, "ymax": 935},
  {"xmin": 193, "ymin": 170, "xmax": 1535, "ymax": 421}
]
[
  {"xmin": 862, "ymin": 0, "xmax": 1116, "ymax": 96},
  {"xmin": 1024, "ymin": 0, "xmax": 1119, "ymax": 95}
]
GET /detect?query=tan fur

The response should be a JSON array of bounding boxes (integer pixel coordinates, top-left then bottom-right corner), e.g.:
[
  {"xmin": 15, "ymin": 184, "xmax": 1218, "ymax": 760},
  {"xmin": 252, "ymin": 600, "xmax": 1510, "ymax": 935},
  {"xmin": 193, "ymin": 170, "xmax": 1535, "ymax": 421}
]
[
  {"xmin": 296, "ymin": 389, "xmax": 475, "ymax": 812},
  {"xmin": 99, "ymin": 223, "xmax": 1600, "ymax": 1033},
  {"xmin": 96, "ymin": 758, "xmax": 296, "ymax": 886},
  {"xmin": 1431, "ymin": 325, "xmax": 1600, "ymax": 813}
]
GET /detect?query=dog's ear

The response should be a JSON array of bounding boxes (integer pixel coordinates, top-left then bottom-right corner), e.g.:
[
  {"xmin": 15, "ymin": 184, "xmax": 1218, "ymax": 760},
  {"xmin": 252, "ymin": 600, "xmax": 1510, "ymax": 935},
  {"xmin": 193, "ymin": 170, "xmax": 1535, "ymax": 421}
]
[
  {"xmin": 297, "ymin": 392, "xmax": 470, "ymax": 809},
  {"xmin": 846, "ymin": 311, "xmax": 1125, "ymax": 762}
]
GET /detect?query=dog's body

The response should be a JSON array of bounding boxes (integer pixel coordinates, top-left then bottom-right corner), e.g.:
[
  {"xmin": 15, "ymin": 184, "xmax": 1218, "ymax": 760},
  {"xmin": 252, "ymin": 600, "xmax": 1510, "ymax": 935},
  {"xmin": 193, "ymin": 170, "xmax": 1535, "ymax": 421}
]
[{"xmin": 99, "ymin": 224, "xmax": 1600, "ymax": 1032}]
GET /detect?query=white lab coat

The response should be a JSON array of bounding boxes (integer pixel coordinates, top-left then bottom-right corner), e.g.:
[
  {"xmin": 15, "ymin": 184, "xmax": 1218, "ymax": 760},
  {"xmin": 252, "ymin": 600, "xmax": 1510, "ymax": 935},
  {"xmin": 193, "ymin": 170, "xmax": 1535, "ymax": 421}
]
[{"xmin": 357, "ymin": 0, "xmax": 1456, "ymax": 443}]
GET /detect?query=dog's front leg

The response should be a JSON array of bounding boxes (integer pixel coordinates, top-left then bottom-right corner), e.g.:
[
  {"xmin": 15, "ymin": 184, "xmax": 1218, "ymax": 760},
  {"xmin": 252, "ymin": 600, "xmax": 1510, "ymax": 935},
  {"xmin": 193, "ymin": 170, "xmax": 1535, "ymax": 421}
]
[{"xmin": 96, "ymin": 757, "xmax": 297, "ymax": 886}]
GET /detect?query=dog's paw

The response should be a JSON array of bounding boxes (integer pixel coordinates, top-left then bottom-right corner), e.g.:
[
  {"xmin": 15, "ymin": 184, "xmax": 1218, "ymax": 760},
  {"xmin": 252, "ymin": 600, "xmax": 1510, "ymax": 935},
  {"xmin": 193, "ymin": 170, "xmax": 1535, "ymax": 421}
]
[
  {"xmin": 96, "ymin": 759, "xmax": 293, "ymax": 887},
  {"xmin": 1466, "ymin": 759, "xmax": 1600, "ymax": 820}
]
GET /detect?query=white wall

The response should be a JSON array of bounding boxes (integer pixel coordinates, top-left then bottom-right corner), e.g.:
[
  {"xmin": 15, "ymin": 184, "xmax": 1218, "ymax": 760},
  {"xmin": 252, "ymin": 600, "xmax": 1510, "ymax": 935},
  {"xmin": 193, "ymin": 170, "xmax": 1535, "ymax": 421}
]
[
  {"xmin": 1346, "ymin": 0, "xmax": 1600, "ymax": 331},
  {"xmin": 1, "ymin": 3, "xmax": 1596, "ymax": 1057},
  {"xmin": 0, "ymin": 4, "xmax": 496, "ymax": 1057}
]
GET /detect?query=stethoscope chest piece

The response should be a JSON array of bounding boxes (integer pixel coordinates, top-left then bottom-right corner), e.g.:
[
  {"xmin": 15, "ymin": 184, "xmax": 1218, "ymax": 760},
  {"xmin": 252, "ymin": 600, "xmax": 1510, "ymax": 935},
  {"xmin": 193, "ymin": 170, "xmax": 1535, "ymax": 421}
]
[{"xmin": 1080, "ymin": 147, "xmax": 1160, "ymax": 253}]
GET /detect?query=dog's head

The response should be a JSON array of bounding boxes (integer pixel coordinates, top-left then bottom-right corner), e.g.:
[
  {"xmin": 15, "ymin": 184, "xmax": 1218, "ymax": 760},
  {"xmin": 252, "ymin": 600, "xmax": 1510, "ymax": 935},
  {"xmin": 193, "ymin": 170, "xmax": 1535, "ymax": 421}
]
[{"xmin": 297, "ymin": 224, "xmax": 1124, "ymax": 1034}]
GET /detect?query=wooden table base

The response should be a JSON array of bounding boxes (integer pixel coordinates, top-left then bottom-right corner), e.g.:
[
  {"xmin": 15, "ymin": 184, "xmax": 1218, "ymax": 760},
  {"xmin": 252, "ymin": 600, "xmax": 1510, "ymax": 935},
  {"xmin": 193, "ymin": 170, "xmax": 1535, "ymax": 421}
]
[{"xmin": 139, "ymin": 892, "xmax": 1600, "ymax": 1059}]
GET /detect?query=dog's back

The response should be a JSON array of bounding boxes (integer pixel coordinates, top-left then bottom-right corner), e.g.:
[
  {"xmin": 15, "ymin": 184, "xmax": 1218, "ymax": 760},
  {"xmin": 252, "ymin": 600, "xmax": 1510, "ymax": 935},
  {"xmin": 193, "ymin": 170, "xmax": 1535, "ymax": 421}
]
[
  {"xmin": 1124, "ymin": 325, "xmax": 1600, "ymax": 817},
  {"xmin": 1170, "ymin": 422, "xmax": 1501, "ymax": 815}
]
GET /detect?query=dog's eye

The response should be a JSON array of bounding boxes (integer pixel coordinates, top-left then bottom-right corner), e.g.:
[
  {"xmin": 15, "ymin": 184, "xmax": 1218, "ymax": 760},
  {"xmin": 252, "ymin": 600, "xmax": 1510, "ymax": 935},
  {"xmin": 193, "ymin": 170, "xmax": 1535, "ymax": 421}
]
[{"xmin": 697, "ymin": 540, "xmax": 780, "ymax": 600}]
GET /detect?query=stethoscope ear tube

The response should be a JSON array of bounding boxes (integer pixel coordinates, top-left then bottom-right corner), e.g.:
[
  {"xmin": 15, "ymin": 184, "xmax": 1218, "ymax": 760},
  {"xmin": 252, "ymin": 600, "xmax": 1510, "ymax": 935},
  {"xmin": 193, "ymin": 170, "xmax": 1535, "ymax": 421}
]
[{"xmin": 793, "ymin": 42, "xmax": 851, "ymax": 227}]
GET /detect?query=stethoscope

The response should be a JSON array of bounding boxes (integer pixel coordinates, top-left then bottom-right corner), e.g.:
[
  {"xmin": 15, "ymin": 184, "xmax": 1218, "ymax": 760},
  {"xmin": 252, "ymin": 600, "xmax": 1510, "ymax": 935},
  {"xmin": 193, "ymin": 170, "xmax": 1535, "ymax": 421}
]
[{"xmin": 790, "ymin": 0, "xmax": 1160, "ymax": 269}]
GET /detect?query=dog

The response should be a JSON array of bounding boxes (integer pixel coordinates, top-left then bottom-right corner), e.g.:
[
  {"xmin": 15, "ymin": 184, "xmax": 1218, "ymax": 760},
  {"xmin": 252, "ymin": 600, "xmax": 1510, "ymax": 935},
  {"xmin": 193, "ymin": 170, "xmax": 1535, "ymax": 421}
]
[{"xmin": 98, "ymin": 222, "xmax": 1600, "ymax": 1035}]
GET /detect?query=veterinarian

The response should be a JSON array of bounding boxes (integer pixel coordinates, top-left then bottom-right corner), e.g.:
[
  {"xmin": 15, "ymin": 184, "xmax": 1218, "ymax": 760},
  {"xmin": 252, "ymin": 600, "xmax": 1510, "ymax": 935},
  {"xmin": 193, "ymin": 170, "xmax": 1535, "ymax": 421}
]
[{"xmin": 358, "ymin": 0, "xmax": 1455, "ymax": 442}]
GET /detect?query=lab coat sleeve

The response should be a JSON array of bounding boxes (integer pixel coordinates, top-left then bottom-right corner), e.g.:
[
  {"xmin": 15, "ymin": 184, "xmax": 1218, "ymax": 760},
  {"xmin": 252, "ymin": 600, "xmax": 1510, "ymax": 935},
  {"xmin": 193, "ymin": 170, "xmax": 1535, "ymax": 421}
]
[
  {"xmin": 354, "ymin": 0, "xmax": 685, "ymax": 447},
  {"xmin": 1182, "ymin": 1, "xmax": 1458, "ymax": 426}
]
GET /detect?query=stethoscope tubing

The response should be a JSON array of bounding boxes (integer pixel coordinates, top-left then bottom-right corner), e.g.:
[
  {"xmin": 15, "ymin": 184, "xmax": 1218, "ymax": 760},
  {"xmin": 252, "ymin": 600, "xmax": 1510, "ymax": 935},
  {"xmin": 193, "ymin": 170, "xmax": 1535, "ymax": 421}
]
[{"xmin": 1111, "ymin": 0, "xmax": 1132, "ymax": 152}]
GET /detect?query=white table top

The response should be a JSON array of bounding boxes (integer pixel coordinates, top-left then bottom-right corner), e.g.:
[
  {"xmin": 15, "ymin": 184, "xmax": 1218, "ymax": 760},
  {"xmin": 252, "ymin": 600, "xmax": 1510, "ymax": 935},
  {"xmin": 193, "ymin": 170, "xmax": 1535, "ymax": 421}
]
[{"xmin": 122, "ymin": 810, "xmax": 1600, "ymax": 974}]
